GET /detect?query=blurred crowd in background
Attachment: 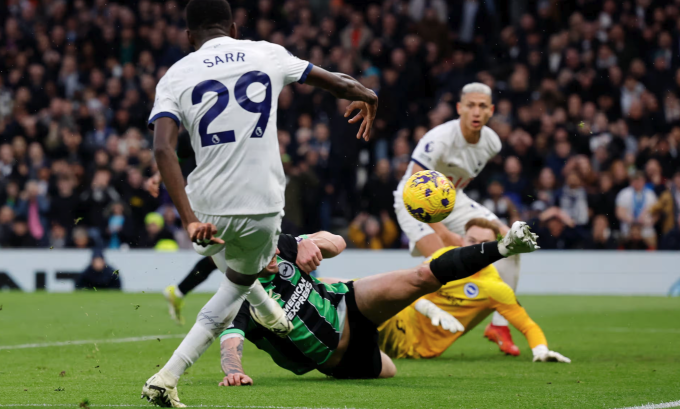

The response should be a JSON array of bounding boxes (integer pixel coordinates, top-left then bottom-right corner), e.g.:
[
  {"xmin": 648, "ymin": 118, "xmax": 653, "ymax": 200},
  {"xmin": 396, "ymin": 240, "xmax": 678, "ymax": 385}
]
[{"xmin": 1, "ymin": 0, "xmax": 680, "ymax": 252}]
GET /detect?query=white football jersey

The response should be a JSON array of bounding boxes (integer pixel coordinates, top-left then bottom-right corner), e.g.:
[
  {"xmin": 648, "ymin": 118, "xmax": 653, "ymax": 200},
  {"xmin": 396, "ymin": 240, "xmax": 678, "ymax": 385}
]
[
  {"xmin": 395, "ymin": 119, "xmax": 501, "ymax": 203},
  {"xmin": 148, "ymin": 36, "xmax": 312, "ymax": 215}
]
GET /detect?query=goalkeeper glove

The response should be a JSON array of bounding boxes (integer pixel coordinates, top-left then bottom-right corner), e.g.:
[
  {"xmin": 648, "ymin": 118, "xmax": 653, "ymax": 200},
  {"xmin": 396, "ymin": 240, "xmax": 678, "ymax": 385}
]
[
  {"xmin": 532, "ymin": 344, "xmax": 571, "ymax": 363},
  {"xmin": 414, "ymin": 299, "xmax": 464, "ymax": 334}
]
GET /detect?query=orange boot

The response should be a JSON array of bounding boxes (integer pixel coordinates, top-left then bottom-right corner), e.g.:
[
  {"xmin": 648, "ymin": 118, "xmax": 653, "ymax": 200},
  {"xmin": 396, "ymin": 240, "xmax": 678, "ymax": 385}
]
[{"xmin": 484, "ymin": 323, "xmax": 520, "ymax": 356}]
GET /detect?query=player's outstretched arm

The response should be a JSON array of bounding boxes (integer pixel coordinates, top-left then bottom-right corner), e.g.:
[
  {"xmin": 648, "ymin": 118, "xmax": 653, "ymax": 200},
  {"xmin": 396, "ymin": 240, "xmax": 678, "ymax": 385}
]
[
  {"xmin": 218, "ymin": 336, "xmax": 252, "ymax": 386},
  {"xmin": 494, "ymin": 301, "xmax": 570, "ymax": 363},
  {"xmin": 295, "ymin": 232, "xmax": 346, "ymax": 273},
  {"xmin": 296, "ymin": 237, "xmax": 323, "ymax": 274},
  {"xmin": 153, "ymin": 117, "xmax": 223, "ymax": 246},
  {"xmin": 304, "ymin": 66, "xmax": 378, "ymax": 141},
  {"xmin": 308, "ymin": 231, "xmax": 346, "ymax": 258}
]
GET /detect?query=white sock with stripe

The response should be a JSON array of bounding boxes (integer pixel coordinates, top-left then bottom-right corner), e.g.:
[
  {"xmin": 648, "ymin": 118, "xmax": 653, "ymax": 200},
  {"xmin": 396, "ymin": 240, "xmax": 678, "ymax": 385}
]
[{"xmin": 161, "ymin": 277, "xmax": 250, "ymax": 386}]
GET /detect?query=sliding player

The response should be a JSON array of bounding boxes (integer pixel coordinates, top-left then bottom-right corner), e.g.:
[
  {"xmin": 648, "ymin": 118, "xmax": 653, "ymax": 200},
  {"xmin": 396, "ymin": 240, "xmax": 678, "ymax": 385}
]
[
  {"xmin": 143, "ymin": 0, "xmax": 378, "ymax": 406},
  {"xmin": 393, "ymin": 82, "xmax": 522, "ymax": 356},
  {"xmin": 378, "ymin": 218, "xmax": 570, "ymax": 363},
  {"xmin": 216, "ymin": 221, "xmax": 538, "ymax": 385}
]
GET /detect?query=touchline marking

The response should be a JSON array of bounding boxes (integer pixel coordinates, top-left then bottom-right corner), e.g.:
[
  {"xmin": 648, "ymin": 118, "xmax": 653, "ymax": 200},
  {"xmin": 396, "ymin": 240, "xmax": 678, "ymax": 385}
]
[
  {"xmin": 0, "ymin": 405, "xmax": 358, "ymax": 409},
  {"xmin": 614, "ymin": 400, "xmax": 680, "ymax": 409},
  {"xmin": 0, "ymin": 334, "xmax": 187, "ymax": 350}
]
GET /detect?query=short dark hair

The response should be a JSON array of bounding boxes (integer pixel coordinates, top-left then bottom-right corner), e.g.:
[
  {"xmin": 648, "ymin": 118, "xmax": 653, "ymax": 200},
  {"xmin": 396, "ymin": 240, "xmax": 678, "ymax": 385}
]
[{"xmin": 186, "ymin": 0, "xmax": 232, "ymax": 31}]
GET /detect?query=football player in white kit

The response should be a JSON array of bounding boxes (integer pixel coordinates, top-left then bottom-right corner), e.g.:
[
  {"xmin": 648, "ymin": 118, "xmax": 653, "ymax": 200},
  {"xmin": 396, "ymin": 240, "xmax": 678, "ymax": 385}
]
[
  {"xmin": 394, "ymin": 83, "xmax": 523, "ymax": 357},
  {"xmin": 142, "ymin": 1, "xmax": 378, "ymax": 406}
]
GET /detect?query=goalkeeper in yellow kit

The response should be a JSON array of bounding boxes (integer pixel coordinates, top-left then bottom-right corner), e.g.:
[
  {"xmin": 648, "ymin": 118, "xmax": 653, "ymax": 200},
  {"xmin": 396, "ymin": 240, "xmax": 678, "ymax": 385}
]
[{"xmin": 378, "ymin": 218, "xmax": 570, "ymax": 363}]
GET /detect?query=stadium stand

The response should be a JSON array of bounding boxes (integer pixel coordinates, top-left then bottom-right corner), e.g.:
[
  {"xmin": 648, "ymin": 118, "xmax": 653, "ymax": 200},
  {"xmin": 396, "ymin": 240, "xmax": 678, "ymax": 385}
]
[{"xmin": 0, "ymin": 0, "xmax": 679, "ymax": 250}]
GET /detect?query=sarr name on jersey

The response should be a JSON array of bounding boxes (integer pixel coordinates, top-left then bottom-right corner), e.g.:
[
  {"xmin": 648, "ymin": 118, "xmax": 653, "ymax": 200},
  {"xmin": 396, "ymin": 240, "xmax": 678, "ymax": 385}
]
[
  {"xmin": 203, "ymin": 52, "xmax": 246, "ymax": 67},
  {"xmin": 284, "ymin": 280, "xmax": 313, "ymax": 320}
]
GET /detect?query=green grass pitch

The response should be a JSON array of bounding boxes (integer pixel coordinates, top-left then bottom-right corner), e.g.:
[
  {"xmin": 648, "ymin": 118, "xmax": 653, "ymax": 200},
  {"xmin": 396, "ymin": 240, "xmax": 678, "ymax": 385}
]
[{"xmin": 0, "ymin": 292, "xmax": 678, "ymax": 408}]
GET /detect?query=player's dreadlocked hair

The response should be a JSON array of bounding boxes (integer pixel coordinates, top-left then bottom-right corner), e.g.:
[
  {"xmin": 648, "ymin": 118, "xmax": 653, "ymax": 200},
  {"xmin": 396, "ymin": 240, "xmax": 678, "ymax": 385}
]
[{"xmin": 186, "ymin": 0, "xmax": 233, "ymax": 31}]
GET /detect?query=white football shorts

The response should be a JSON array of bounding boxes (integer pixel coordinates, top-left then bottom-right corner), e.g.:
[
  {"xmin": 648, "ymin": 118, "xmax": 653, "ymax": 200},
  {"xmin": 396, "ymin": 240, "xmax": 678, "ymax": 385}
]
[
  {"xmin": 395, "ymin": 192, "xmax": 499, "ymax": 257},
  {"xmin": 192, "ymin": 211, "xmax": 283, "ymax": 275}
]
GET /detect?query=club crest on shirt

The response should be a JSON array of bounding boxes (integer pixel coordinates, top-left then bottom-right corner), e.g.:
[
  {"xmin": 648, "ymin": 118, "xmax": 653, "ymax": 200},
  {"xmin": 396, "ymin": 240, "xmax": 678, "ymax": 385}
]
[
  {"xmin": 278, "ymin": 261, "xmax": 296, "ymax": 280},
  {"xmin": 464, "ymin": 283, "xmax": 479, "ymax": 298},
  {"xmin": 425, "ymin": 142, "xmax": 434, "ymax": 152}
]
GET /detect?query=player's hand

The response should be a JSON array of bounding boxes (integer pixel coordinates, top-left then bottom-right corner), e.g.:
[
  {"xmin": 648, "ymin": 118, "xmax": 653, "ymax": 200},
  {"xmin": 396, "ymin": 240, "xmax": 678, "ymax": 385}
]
[
  {"xmin": 218, "ymin": 373, "xmax": 253, "ymax": 386},
  {"xmin": 344, "ymin": 98, "xmax": 377, "ymax": 142},
  {"xmin": 296, "ymin": 238, "xmax": 323, "ymax": 273},
  {"xmin": 187, "ymin": 222, "xmax": 224, "ymax": 246},
  {"xmin": 430, "ymin": 311, "xmax": 465, "ymax": 334},
  {"xmin": 415, "ymin": 299, "xmax": 464, "ymax": 334},
  {"xmin": 145, "ymin": 172, "xmax": 162, "ymax": 198},
  {"xmin": 532, "ymin": 345, "xmax": 571, "ymax": 363}
]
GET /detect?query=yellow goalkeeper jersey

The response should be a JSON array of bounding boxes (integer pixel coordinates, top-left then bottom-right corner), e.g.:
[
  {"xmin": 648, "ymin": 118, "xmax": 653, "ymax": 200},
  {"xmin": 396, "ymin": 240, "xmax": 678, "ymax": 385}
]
[{"xmin": 378, "ymin": 263, "xmax": 547, "ymax": 359}]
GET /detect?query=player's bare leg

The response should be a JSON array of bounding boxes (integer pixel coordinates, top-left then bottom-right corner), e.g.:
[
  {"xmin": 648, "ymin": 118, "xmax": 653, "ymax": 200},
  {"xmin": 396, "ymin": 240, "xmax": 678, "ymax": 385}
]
[
  {"xmin": 353, "ymin": 264, "xmax": 442, "ymax": 325},
  {"xmin": 354, "ymin": 221, "xmax": 539, "ymax": 327},
  {"xmin": 485, "ymin": 221, "xmax": 521, "ymax": 356},
  {"xmin": 379, "ymin": 352, "xmax": 397, "ymax": 378}
]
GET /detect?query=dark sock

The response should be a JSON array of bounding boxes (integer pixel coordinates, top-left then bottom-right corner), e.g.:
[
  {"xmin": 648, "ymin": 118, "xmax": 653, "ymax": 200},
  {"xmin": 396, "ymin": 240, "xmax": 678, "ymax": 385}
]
[
  {"xmin": 430, "ymin": 242, "xmax": 504, "ymax": 284},
  {"xmin": 178, "ymin": 257, "xmax": 217, "ymax": 295}
]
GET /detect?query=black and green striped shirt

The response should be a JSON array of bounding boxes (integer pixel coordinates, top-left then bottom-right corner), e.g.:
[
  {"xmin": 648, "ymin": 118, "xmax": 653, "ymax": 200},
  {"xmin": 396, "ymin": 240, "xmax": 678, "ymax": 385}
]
[{"xmin": 220, "ymin": 234, "xmax": 350, "ymax": 375}]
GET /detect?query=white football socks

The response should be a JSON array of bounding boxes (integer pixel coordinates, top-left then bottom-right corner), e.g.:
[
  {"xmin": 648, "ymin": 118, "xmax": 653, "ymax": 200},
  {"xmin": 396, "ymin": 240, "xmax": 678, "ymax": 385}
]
[
  {"xmin": 491, "ymin": 311, "xmax": 509, "ymax": 326},
  {"xmin": 161, "ymin": 276, "xmax": 251, "ymax": 386},
  {"xmin": 491, "ymin": 254, "xmax": 521, "ymax": 328},
  {"xmin": 493, "ymin": 254, "xmax": 521, "ymax": 291},
  {"xmin": 246, "ymin": 280, "xmax": 280, "ymax": 318},
  {"xmin": 160, "ymin": 324, "xmax": 213, "ymax": 386}
]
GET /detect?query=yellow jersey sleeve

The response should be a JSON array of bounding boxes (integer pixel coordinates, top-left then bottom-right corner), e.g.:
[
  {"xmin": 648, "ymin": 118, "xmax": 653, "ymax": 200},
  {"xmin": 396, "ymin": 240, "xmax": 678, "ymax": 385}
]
[
  {"xmin": 492, "ymin": 300, "xmax": 547, "ymax": 349},
  {"xmin": 481, "ymin": 277, "xmax": 547, "ymax": 349},
  {"xmin": 481, "ymin": 278, "xmax": 516, "ymax": 304}
]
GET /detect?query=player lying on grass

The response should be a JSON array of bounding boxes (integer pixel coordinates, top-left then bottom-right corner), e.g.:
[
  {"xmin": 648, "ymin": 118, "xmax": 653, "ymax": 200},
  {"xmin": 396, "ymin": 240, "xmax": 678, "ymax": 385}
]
[
  {"xmin": 216, "ymin": 221, "xmax": 538, "ymax": 385},
  {"xmin": 378, "ymin": 217, "xmax": 570, "ymax": 363}
]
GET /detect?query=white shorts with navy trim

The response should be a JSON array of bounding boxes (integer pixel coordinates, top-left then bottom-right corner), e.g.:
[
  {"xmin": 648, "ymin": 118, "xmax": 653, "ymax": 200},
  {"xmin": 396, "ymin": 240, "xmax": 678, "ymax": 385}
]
[{"xmin": 192, "ymin": 211, "xmax": 283, "ymax": 275}]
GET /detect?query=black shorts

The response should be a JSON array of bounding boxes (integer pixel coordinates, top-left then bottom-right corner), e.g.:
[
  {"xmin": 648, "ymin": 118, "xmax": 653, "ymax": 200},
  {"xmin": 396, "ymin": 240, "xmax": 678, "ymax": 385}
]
[{"xmin": 321, "ymin": 280, "xmax": 382, "ymax": 379}]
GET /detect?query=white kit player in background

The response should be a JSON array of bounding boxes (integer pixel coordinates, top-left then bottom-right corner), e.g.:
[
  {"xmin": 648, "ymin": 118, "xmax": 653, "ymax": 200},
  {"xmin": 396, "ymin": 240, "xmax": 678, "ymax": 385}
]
[
  {"xmin": 142, "ymin": 0, "xmax": 377, "ymax": 407},
  {"xmin": 393, "ymin": 82, "xmax": 524, "ymax": 356}
]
